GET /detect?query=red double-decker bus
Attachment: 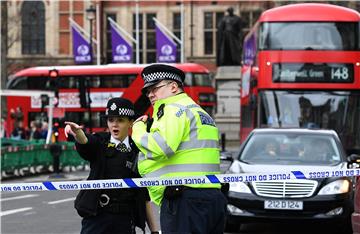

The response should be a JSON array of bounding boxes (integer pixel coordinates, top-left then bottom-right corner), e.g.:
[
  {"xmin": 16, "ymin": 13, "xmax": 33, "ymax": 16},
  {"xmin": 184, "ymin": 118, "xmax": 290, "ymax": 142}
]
[
  {"xmin": 6, "ymin": 63, "xmax": 216, "ymax": 141},
  {"xmin": 240, "ymin": 3, "xmax": 360, "ymax": 154}
]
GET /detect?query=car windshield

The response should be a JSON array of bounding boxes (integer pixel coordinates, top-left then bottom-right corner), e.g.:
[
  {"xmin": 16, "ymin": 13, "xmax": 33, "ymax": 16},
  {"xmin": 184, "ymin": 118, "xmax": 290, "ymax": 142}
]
[
  {"xmin": 259, "ymin": 90, "xmax": 360, "ymax": 154},
  {"xmin": 240, "ymin": 132, "xmax": 342, "ymax": 166}
]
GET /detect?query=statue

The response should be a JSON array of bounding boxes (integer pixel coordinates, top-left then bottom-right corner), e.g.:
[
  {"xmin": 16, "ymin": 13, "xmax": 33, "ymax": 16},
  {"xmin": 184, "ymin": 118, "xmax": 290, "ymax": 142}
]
[{"xmin": 217, "ymin": 7, "xmax": 243, "ymax": 66}]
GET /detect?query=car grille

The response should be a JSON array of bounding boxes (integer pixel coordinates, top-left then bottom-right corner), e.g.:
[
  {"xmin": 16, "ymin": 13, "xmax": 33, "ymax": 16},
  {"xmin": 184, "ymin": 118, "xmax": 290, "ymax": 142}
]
[{"xmin": 252, "ymin": 180, "xmax": 318, "ymax": 198}]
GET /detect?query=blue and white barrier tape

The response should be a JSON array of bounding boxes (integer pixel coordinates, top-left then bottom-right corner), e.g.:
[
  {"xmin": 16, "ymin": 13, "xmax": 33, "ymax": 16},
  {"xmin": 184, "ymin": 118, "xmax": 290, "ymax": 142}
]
[{"xmin": 1, "ymin": 168, "xmax": 360, "ymax": 192}]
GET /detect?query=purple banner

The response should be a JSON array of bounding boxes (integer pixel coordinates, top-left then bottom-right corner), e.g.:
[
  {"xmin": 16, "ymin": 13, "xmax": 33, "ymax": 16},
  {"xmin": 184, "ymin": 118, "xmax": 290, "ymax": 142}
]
[
  {"xmin": 155, "ymin": 24, "xmax": 176, "ymax": 63},
  {"xmin": 110, "ymin": 22, "xmax": 132, "ymax": 63},
  {"xmin": 71, "ymin": 24, "xmax": 92, "ymax": 64},
  {"xmin": 243, "ymin": 33, "xmax": 256, "ymax": 66}
]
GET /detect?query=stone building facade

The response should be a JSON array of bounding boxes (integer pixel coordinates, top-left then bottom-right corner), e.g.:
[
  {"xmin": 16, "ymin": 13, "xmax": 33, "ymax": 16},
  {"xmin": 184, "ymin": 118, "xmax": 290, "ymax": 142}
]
[
  {"xmin": 4, "ymin": 1, "xmax": 275, "ymax": 75},
  {"xmin": 5, "ymin": 1, "xmax": 359, "ymax": 76}
]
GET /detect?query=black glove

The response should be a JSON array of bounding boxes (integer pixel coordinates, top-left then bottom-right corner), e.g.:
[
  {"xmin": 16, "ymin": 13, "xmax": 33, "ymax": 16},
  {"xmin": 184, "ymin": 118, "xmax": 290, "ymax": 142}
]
[{"xmin": 146, "ymin": 116, "xmax": 154, "ymax": 132}]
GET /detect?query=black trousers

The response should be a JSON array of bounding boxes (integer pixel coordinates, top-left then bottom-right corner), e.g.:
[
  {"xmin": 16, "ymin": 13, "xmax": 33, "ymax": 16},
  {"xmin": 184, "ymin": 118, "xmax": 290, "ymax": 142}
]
[
  {"xmin": 160, "ymin": 188, "xmax": 227, "ymax": 234},
  {"xmin": 81, "ymin": 211, "xmax": 135, "ymax": 234}
]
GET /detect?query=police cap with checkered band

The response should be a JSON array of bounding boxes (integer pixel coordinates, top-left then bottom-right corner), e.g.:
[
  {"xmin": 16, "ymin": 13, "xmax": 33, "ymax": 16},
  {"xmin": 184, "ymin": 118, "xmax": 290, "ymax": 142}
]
[
  {"xmin": 141, "ymin": 64, "xmax": 185, "ymax": 94},
  {"xmin": 101, "ymin": 97, "xmax": 135, "ymax": 119}
]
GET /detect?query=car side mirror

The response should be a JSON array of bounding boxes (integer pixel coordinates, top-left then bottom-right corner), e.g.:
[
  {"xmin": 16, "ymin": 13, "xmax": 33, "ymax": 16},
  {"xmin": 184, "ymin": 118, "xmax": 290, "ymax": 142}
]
[
  {"xmin": 220, "ymin": 151, "xmax": 234, "ymax": 162},
  {"xmin": 348, "ymin": 154, "xmax": 360, "ymax": 162},
  {"xmin": 220, "ymin": 151, "xmax": 234, "ymax": 174},
  {"xmin": 347, "ymin": 154, "xmax": 360, "ymax": 168}
]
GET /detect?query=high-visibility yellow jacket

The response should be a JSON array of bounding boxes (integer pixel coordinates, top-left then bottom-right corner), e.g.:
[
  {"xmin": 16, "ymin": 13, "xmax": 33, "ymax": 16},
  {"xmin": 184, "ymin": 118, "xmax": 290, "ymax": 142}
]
[{"xmin": 132, "ymin": 93, "xmax": 221, "ymax": 205}]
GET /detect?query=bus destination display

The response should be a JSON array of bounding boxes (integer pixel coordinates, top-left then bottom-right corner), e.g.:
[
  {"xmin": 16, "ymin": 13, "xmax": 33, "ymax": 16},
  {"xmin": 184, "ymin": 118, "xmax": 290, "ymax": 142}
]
[{"xmin": 272, "ymin": 63, "xmax": 354, "ymax": 83}]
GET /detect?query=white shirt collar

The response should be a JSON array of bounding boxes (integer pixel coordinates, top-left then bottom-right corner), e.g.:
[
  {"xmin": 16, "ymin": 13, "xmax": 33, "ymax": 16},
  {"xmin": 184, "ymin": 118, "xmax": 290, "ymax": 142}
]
[{"xmin": 110, "ymin": 135, "xmax": 131, "ymax": 149}]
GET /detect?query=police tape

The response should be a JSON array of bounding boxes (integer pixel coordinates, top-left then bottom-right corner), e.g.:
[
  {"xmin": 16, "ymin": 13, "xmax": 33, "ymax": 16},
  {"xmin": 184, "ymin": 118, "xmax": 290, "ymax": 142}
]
[{"xmin": 1, "ymin": 168, "xmax": 360, "ymax": 192}]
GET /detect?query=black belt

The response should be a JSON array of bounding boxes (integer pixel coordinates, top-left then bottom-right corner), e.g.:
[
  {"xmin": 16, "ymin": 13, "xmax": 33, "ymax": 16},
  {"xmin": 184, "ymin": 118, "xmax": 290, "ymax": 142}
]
[
  {"xmin": 99, "ymin": 203, "xmax": 133, "ymax": 214},
  {"xmin": 98, "ymin": 194, "xmax": 134, "ymax": 214}
]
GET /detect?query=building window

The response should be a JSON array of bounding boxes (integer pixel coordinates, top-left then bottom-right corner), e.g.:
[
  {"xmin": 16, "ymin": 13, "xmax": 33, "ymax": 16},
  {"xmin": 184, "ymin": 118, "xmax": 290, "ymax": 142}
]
[
  {"xmin": 132, "ymin": 12, "xmax": 157, "ymax": 63},
  {"xmin": 204, "ymin": 12, "xmax": 224, "ymax": 55},
  {"xmin": 146, "ymin": 13, "xmax": 156, "ymax": 63},
  {"xmin": 105, "ymin": 13, "xmax": 116, "ymax": 64},
  {"xmin": 241, "ymin": 10, "xmax": 262, "ymax": 36},
  {"xmin": 133, "ymin": 13, "xmax": 143, "ymax": 64},
  {"xmin": 21, "ymin": 1, "xmax": 45, "ymax": 54},
  {"xmin": 173, "ymin": 12, "xmax": 181, "ymax": 62}
]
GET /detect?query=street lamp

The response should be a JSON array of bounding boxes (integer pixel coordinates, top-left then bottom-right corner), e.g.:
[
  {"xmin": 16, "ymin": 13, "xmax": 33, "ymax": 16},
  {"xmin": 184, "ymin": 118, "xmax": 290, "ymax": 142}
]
[{"xmin": 85, "ymin": 5, "xmax": 96, "ymax": 133}]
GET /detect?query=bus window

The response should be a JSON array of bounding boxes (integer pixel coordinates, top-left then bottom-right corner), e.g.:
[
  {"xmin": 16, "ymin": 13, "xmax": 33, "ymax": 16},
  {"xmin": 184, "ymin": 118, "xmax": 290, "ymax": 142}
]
[
  {"xmin": 75, "ymin": 76, "xmax": 101, "ymax": 88},
  {"xmin": 89, "ymin": 76, "xmax": 101, "ymax": 88},
  {"xmin": 184, "ymin": 73, "xmax": 212, "ymax": 87},
  {"xmin": 184, "ymin": 73, "xmax": 193, "ymax": 86},
  {"xmin": 60, "ymin": 111, "xmax": 106, "ymax": 129},
  {"xmin": 128, "ymin": 74, "xmax": 137, "ymax": 85},
  {"xmin": 100, "ymin": 74, "xmax": 137, "ymax": 88},
  {"xmin": 15, "ymin": 76, "xmax": 80, "ymax": 89},
  {"xmin": 29, "ymin": 112, "xmax": 48, "ymax": 124},
  {"xmin": 28, "ymin": 77, "xmax": 48, "ymax": 90},
  {"xmin": 58, "ymin": 76, "xmax": 78, "ymax": 89},
  {"xmin": 58, "ymin": 74, "xmax": 139, "ymax": 89},
  {"xmin": 88, "ymin": 111, "xmax": 105, "ymax": 128},
  {"xmin": 193, "ymin": 73, "xmax": 212, "ymax": 87},
  {"xmin": 259, "ymin": 22, "xmax": 358, "ymax": 51},
  {"xmin": 7, "ymin": 76, "xmax": 27, "ymax": 89}
]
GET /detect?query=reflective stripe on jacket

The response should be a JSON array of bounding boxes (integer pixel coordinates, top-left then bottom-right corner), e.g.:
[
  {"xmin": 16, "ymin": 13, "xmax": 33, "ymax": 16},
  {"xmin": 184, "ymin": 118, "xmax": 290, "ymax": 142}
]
[{"xmin": 132, "ymin": 93, "xmax": 221, "ymax": 205}]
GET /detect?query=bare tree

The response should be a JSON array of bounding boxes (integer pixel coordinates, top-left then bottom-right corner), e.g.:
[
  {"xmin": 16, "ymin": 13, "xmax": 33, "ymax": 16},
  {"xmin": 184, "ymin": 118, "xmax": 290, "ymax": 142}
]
[{"xmin": 6, "ymin": 4, "xmax": 23, "ymax": 77}]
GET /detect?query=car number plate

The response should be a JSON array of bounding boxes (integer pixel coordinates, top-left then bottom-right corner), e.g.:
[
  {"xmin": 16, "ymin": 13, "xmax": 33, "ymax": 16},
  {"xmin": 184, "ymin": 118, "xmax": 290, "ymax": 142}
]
[{"xmin": 264, "ymin": 200, "xmax": 303, "ymax": 210}]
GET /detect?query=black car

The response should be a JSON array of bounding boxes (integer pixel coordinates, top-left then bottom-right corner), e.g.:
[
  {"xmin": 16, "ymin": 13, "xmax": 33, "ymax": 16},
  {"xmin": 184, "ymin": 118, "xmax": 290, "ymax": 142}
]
[{"xmin": 225, "ymin": 128, "xmax": 357, "ymax": 233}]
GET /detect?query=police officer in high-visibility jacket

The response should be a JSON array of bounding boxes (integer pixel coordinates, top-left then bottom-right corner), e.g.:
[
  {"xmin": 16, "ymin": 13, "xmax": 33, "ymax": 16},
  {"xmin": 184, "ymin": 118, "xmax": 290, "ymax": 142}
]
[{"xmin": 132, "ymin": 64, "xmax": 227, "ymax": 234}]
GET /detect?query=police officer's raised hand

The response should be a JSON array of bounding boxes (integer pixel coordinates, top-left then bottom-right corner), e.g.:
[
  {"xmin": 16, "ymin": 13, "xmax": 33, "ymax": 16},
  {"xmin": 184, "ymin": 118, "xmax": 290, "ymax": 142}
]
[
  {"xmin": 64, "ymin": 121, "xmax": 82, "ymax": 137},
  {"xmin": 64, "ymin": 121, "xmax": 88, "ymax": 144}
]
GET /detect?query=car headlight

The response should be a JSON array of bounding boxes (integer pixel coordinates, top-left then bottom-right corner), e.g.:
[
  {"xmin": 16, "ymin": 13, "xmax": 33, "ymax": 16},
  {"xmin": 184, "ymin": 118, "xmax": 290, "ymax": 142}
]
[
  {"xmin": 229, "ymin": 182, "xmax": 251, "ymax": 194},
  {"xmin": 318, "ymin": 179, "xmax": 350, "ymax": 195}
]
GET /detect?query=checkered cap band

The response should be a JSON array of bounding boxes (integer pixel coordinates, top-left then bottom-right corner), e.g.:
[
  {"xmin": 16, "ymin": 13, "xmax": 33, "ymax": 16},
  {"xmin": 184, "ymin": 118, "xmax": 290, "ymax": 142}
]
[
  {"xmin": 118, "ymin": 108, "xmax": 135, "ymax": 117},
  {"xmin": 106, "ymin": 108, "xmax": 134, "ymax": 117},
  {"xmin": 143, "ymin": 72, "xmax": 183, "ymax": 84}
]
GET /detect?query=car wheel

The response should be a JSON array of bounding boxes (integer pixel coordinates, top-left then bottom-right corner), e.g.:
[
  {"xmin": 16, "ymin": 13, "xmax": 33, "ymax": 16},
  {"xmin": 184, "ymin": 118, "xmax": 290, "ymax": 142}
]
[{"xmin": 224, "ymin": 220, "xmax": 241, "ymax": 232}]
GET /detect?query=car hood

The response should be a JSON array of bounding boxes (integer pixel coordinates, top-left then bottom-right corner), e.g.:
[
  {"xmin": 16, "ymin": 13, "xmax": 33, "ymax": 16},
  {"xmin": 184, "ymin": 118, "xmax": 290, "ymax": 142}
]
[{"xmin": 228, "ymin": 160, "xmax": 348, "ymax": 174}]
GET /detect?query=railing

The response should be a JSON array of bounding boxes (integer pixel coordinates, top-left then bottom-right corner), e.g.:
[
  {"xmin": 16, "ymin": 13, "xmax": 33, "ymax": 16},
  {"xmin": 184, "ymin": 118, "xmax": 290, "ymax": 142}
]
[{"xmin": 1, "ymin": 138, "xmax": 87, "ymax": 179}]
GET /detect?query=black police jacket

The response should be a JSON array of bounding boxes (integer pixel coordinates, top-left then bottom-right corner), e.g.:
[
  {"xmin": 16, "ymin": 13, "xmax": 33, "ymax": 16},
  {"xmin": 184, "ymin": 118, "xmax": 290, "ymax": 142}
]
[{"xmin": 74, "ymin": 132, "xmax": 148, "ymax": 231}]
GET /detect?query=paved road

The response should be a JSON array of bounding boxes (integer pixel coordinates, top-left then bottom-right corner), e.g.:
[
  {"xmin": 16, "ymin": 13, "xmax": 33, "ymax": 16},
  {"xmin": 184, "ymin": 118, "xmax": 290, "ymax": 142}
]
[
  {"xmin": 1, "ymin": 170, "xmax": 158, "ymax": 234},
  {"xmin": 0, "ymin": 169, "xmax": 349, "ymax": 234}
]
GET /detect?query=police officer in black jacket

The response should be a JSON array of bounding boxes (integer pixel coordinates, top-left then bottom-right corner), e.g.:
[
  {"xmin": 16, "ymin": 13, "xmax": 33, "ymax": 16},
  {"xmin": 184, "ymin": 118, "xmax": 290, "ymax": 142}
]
[{"xmin": 65, "ymin": 97, "xmax": 158, "ymax": 234}]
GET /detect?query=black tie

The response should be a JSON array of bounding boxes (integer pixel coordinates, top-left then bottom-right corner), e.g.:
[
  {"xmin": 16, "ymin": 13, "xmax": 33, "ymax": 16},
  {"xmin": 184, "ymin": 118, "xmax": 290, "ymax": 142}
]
[{"xmin": 116, "ymin": 142, "xmax": 129, "ymax": 152}]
